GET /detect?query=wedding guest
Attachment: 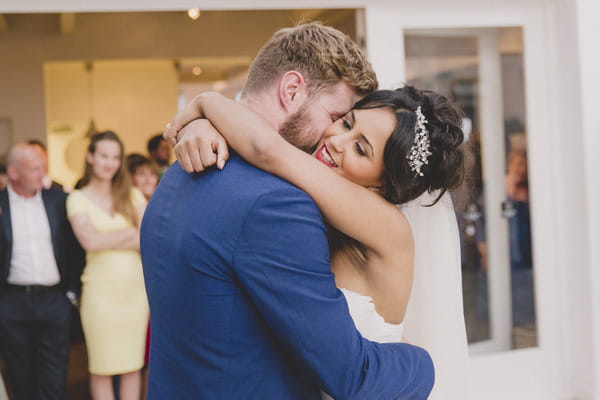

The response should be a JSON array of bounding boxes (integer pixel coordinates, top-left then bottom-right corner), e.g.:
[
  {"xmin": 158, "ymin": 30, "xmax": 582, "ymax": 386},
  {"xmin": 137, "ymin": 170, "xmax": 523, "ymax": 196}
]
[
  {"xmin": 476, "ymin": 148, "xmax": 534, "ymax": 328},
  {"xmin": 67, "ymin": 131, "xmax": 148, "ymax": 400},
  {"xmin": 147, "ymin": 134, "xmax": 171, "ymax": 179},
  {"xmin": 125, "ymin": 152, "xmax": 158, "ymax": 397},
  {"xmin": 0, "ymin": 143, "xmax": 84, "ymax": 400},
  {"xmin": 0, "ymin": 162, "xmax": 7, "ymax": 190},
  {"xmin": 126, "ymin": 153, "xmax": 158, "ymax": 200},
  {"xmin": 503, "ymin": 149, "xmax": 534, "ymax": 327}
]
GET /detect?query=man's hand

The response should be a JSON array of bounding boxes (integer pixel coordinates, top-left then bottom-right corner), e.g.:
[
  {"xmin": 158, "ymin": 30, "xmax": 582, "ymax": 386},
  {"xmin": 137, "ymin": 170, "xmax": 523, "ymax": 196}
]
[{"xmin": 169, "ymin": 119, "xmax": 230, "ymax": 173}]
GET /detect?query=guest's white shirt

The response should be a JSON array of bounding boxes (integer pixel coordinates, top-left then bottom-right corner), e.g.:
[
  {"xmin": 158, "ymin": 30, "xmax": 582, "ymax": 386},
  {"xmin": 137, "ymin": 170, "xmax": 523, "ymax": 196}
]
[{"xmin": 7, "ymin": 185, "xmax": 60, "ymax": 286}]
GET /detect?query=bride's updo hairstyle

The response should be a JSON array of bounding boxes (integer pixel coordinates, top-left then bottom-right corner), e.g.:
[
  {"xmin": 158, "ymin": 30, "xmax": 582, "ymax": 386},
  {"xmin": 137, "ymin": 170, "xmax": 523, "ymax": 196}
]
[{"xmin": 354, "ymin": 85, "xmax": 465, "ymax": 205}]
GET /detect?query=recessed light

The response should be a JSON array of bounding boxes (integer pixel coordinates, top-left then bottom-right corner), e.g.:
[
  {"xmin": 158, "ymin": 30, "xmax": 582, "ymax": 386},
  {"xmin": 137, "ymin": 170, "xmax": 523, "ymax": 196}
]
[{"xmin": 187, "ymin": 8, "xmax": 201, "ymax": 20}]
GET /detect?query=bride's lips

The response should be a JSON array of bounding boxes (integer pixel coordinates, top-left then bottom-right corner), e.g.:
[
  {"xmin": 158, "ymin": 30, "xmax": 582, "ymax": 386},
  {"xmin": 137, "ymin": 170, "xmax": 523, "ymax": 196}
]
[{"xmin": 315, "ymin": 144, "xmax": 338, "ymax": 168}]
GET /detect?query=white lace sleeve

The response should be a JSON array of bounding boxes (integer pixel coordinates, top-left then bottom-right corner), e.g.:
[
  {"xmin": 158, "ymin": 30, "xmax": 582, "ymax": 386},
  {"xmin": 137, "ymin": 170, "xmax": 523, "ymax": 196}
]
[{"xmin": 400, "ymin": 191, "xmax": 469, "ymax": 399}]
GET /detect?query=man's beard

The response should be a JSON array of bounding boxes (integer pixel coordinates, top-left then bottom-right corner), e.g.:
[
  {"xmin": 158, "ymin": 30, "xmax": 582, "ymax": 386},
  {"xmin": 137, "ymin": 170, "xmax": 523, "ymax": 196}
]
[{"xmin": 279, "ymin": 103, "xmax": 318, "ymax": 154}]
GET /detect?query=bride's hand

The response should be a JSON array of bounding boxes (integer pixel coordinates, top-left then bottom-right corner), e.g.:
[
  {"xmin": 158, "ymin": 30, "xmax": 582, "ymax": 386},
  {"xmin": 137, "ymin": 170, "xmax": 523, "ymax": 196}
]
[
  {"xmin": 173, "ymin": 119, "xmax": 230, "ymax": 173},
  {"xmin": 163, "ymin": 92, "xmax": 230, "ymax": 173},
  {"xmin": 163, "ymin": 93, "xmax": 210, "ymax": 147}
]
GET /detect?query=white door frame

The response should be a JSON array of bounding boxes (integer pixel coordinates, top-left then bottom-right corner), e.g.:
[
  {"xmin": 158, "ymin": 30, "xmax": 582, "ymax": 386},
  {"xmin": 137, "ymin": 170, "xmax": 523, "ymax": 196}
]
[{"xmin": 364, "ymin": 3, "xmax": 566, "ymax": 397}]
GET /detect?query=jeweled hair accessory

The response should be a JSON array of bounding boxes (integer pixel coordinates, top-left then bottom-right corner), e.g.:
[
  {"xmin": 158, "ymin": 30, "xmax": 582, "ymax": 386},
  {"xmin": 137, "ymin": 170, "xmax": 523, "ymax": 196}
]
[{"xmin": 407, "ymin": 106, "xmax": 432, "ymax": 177}]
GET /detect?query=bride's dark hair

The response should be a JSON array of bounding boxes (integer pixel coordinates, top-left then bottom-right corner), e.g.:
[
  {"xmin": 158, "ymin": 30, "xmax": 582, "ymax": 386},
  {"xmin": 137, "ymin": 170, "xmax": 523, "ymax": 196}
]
[
  {"xmin": 354, "ymin": 85, "xmax": 466, "ymax": 205},
  {"xmin": 329, "ymin": 86, "xmax": 466, "ymax": 262}
]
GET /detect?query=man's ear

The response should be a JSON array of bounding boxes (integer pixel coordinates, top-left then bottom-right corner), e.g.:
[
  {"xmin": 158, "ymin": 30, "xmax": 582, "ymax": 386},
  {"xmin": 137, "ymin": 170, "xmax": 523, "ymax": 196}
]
[
  {"xmin": 278, "ymin": 71, "xmax": 309, "ymax": 114},
  {"xmin": 6, "ymin": 165, "xmax": 18, "ymax": 182}
]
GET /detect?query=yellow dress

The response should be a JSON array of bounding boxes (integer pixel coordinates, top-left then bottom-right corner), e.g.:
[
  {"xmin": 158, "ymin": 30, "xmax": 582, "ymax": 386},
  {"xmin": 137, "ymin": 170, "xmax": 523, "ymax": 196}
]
[{"xmin": 67, "ymin": 189, "xmax": 149, "ymax": 375}]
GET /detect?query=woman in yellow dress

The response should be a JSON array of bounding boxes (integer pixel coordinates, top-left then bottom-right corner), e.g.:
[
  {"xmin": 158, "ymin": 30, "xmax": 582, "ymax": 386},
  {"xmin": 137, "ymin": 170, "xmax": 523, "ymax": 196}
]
[{"xmin": 67, "ymin": 131, "xmax": 148, "ymax": 400}]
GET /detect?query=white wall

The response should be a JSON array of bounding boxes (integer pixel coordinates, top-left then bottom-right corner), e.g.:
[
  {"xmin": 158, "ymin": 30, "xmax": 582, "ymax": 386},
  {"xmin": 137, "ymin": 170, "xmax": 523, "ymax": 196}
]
[
  {"xmin": 43, "ymin": 60, "xmax": 179, "ymax": 186},
  {"xmin": 536, "ymin": 0, "xmax": 593, "ymax": 397},
  {"xmin": 575, "ymin": 0, "xmax": 600, "ymax": 397}
]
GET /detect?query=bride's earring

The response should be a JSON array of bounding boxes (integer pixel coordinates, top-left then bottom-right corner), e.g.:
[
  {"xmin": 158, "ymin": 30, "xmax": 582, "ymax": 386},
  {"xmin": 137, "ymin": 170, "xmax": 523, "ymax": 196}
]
[{"xmin": 368, "ymin": 185, "xmax": 382, "ymax": 193}]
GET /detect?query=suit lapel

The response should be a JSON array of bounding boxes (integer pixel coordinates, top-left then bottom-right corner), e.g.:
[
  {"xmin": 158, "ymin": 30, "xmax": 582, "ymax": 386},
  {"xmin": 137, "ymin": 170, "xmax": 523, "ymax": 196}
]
[
  {"xmin": 0, "ymin": 190, "xmax": 12, "ymax": 245},
  {"xmin": 0, "ymin": 190, "xmax": 12, "ymax": 282},
  {"xmin": 41, "ymin": 190, "xmax": 59, "ymax": 252}
]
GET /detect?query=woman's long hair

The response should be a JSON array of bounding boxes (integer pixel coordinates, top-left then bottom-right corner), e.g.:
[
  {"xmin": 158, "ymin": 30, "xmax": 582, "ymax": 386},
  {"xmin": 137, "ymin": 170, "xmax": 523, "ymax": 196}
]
[{"xmin": 79, "ymin": 131, "xmax": 138, "ymax": 226}]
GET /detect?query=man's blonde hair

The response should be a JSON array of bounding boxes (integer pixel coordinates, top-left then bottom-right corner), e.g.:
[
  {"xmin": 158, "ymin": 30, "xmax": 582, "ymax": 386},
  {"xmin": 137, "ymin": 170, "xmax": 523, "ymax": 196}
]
[{"xmin": 243, "ymin": 22, "xmax": 378, "ymax": 97}]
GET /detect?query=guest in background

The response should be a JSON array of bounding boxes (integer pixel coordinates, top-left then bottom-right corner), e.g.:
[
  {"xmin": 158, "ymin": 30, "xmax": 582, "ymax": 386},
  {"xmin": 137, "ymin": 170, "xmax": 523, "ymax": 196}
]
[
  {"xmin": 147, "ymin": 134, "xmax": 171, "ymax": 179},
  {"xmin": 126, "ymin": 154, "xmax": 159, "ymax": 200},
  {"xmin": 125, "ymin": 153, "xmax": 158, "ymax": 397},
  {"xmin": 27, "ymin": 139, "xmax": 66, "ymax": 192},
  {"xmin": 476, "ymin": 149, "xmax": 534, "ymax": 328},
  {"xmin": 67, "ymin": 131, "xmax": 148, "ymax": 400},
  {"xmin": 503, "ymin": 149, "xmax": 534, "ymax": 327},
  {"xmin": 0, "ymin": 143, "xmax": 84, "ymax": 400},
  {"xmin": 0, "ymin": 162, "xmax": 7, "ymax": 190}
]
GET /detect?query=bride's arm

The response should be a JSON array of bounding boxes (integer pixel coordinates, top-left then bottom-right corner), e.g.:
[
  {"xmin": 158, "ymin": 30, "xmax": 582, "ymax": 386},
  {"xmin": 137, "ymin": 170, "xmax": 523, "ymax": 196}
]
[{"xmin": 178, "ymin": 92, "xmax": 412, "ymax": 259}]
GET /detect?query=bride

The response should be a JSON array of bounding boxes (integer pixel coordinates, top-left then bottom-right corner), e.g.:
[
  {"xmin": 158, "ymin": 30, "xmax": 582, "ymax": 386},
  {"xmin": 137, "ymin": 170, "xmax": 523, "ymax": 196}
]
[{"xmin": 166, "ymin": 85, "xmax": 469, "ymax": 399}]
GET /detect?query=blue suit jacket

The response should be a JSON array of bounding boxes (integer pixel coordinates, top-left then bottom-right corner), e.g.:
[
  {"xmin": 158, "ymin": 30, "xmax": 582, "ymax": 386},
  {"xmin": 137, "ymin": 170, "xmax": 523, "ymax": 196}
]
[{"xmin": 141, "ymin": 156, "xmax": 434, "ymax": 399}]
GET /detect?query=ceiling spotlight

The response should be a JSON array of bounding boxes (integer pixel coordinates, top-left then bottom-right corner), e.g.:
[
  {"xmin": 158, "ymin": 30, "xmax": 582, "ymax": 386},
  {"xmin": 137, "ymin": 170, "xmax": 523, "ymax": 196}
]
[
  {"xmin": 187, "ymin": 8, "xmax": 201, "ymax": 20},
  {"xmin": 213, "ymin": 80, "xmax": 227, "ymax": 91},
  {"xmin": 192, "ymin": 66, "xmax": 202, "ymax": 76}
]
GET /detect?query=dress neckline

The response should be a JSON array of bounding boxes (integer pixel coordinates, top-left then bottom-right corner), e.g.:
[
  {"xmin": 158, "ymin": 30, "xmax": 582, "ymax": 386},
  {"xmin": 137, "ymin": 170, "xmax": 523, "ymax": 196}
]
[{"xmin": 76, "ymin": 189, "xmax": 118, "ymax": 219}]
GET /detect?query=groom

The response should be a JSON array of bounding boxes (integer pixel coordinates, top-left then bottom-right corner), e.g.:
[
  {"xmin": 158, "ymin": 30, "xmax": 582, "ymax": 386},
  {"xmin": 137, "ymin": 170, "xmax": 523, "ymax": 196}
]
[{"xmin": 141, "ymin": 22, "xmax": 434, "ymax": 399}]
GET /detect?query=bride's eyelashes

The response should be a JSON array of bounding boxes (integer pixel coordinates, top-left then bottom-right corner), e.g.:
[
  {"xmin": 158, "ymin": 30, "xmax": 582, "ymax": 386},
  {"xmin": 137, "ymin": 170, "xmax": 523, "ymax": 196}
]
[{"xmin": 355, "ymin": 142, "xmax": 367, "ymax": 156}]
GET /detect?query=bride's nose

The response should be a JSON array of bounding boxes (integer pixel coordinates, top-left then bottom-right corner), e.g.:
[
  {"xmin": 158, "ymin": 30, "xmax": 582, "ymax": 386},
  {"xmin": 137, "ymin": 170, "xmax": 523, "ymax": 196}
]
[{"xmin": 328, "ymin": 133, "xmax": 346, "ymax": 153}]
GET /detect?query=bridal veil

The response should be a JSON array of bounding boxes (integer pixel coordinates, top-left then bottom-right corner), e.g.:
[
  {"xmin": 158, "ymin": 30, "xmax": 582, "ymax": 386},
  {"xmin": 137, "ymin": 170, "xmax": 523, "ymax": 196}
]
[{"xmin": 400, "ymin": 191, "xmax": 469, "ymax": 399}]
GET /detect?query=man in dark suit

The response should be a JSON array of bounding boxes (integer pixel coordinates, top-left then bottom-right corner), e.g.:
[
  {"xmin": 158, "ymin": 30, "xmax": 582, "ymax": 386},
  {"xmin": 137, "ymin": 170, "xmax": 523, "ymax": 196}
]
[
  {"xmin": 0, "ymin": 143, "xmax": 85, "ymax": 400},
  {"xmin": 141, "ymin": 23, "xmax": 434, "ymax": 399}
]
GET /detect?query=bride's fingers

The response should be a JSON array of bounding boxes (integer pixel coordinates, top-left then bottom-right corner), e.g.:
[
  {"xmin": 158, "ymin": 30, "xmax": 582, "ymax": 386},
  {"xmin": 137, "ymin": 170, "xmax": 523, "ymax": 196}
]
[
  {"xmin": 214, "ymin": 137, "xmax": 230, "ymax": 170},
  {"xmin": 163, "ymin": 122, "xmax": 178, "ymax": 147}
]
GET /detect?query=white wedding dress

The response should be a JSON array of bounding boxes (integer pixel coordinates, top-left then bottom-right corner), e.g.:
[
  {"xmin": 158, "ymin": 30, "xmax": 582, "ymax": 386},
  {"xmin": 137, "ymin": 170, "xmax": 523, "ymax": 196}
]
[{"xmin": 322, "ymin": 191, "xmax": 468, "ymax": 400}]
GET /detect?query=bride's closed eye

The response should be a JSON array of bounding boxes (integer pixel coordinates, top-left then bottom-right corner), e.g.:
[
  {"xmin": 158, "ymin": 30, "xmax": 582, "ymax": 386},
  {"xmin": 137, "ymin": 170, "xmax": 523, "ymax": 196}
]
[{"xmin": 355, "ymin": 142, "xmax": 367, "ymax": 156}]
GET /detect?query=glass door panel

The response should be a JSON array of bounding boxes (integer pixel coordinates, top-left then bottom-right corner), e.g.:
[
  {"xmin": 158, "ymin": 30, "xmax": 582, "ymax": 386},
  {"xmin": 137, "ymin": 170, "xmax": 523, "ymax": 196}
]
[{"xmin": 404, "ymin": 27, "xmax": 536, "ymax": 353}]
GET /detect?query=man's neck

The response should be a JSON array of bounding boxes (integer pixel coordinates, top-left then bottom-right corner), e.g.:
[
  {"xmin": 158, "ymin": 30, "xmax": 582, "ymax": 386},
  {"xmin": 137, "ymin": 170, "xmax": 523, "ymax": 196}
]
[
  {"xmin": 239, "ymin": 88, "xmax": 284, "ymax": 131},
  {"xmin": 7, "ymin": 182, "xmax": 37, "ymax": 198}
]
